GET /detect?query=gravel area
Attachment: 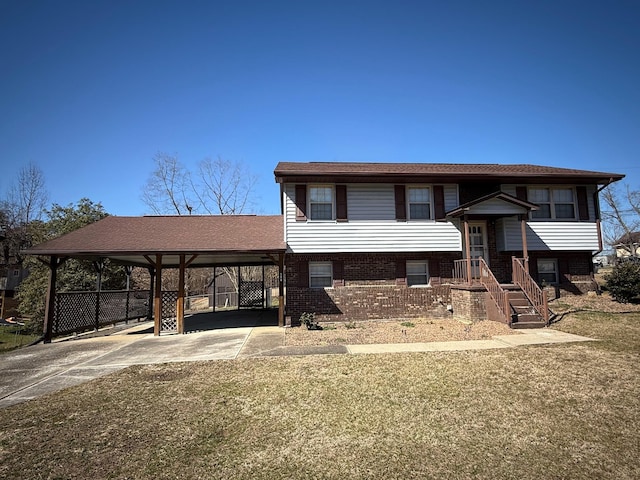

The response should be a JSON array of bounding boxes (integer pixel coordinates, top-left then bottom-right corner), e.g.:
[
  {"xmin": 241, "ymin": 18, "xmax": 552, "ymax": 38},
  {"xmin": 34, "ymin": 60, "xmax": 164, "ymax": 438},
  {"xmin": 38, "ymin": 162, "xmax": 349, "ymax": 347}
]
[{"xmin": 284, "ymin": 317, "xmax": 516, "ymax": 346}]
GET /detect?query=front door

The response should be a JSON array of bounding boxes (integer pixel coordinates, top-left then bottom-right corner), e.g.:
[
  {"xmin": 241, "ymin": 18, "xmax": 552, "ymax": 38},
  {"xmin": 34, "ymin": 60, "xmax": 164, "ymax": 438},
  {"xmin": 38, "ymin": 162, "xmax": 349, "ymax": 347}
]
[{"xmin": 467, "ymin": 221, "xmax": 488, "ymax": 277}]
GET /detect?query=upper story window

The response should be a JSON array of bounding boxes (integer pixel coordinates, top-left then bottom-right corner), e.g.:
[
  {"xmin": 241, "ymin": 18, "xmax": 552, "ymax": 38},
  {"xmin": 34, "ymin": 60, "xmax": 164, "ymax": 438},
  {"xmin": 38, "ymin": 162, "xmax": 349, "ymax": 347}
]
[
  {"xmin": 309, "ymin": 186, "xmax": 334, "ymax": 220},
  {"xmin": 529, "ymin": 187, "xmax": 575, "ymax": 220},
  {"xmin": 309, "ymin": 261, "xmax": 333, "ymax": 288},
  {"xmin": 407, "ymin": 187, "xmax": 431, "ymax": 220},
  {"xmin": 407, "ymin": 260, "xmax": 429, "ymax": 286}
]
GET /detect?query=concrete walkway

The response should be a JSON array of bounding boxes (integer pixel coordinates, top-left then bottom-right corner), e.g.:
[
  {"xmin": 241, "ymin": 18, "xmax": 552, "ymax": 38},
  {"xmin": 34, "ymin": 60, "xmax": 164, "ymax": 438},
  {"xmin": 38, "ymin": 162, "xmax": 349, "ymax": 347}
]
[{"xmin": 0, "ymin": 323, "xmax": 594, "ymax": 409}]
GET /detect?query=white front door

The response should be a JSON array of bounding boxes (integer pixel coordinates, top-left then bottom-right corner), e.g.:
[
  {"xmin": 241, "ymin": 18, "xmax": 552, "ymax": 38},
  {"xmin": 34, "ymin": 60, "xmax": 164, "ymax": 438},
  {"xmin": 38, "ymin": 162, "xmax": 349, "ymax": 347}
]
[{"xmin": 467, "ymin": 221, "xmax": 488, "ymax": 277}]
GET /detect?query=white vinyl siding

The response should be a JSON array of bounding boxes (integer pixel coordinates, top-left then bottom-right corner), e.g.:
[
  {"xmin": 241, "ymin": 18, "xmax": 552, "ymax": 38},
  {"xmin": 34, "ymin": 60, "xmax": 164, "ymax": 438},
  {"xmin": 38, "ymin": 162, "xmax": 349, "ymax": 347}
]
[
  {"xmin": 284, "ymin": 183, "xmax": 462, "ymax": 253},
  {"xmin": 444, "ymin": 185, "xmax": 458, "ymax": 212},
  {"xmin": 496, "ymin": 218, "xmax": 600, "ymax": 251},
  {"xmin": 347, "ymin": 185, "xmax": 396, "ymax": 220}
]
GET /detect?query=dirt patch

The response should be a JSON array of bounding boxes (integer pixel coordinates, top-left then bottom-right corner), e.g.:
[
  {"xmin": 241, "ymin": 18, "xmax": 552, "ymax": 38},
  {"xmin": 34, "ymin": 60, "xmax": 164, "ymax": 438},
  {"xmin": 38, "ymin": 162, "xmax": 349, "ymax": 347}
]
[{"xmin": 284, "ymin": 317, "xmax": 516, "ymax": 346}]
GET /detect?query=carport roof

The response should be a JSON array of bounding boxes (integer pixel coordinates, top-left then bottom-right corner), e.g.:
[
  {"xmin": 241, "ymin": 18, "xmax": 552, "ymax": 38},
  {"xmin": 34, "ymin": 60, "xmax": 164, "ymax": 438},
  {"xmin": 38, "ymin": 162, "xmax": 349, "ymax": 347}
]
[{"xmin": 23, "ymin": 215, "xmax": 286, "ymax": 268}]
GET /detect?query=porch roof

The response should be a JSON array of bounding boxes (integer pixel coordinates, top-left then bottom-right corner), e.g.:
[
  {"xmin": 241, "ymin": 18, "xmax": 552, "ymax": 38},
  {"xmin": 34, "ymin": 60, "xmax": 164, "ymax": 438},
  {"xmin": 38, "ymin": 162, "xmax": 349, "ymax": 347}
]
[
  {"xmin": 23, "ymin": 215, "xmax": 286, "ymax": 268},
  {"xmin": 446, "ymin": 191, "xmax": 539, "ymax": 218}
]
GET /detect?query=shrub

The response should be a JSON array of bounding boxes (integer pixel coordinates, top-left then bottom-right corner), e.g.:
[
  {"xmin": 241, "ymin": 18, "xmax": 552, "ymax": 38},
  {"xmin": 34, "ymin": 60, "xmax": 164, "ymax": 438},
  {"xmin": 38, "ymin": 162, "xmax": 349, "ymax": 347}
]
[{"xmin": 605, "ymin": 261, "xmax": 640, "ymax": 303}]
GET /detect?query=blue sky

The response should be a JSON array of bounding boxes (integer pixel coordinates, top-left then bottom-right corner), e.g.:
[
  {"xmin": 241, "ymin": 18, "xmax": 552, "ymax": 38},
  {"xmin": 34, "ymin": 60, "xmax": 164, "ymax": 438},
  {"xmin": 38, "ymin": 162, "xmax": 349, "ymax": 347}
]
[{"xmin": 1, "ymin": 0, "xmax": 638, "ymax": 216}]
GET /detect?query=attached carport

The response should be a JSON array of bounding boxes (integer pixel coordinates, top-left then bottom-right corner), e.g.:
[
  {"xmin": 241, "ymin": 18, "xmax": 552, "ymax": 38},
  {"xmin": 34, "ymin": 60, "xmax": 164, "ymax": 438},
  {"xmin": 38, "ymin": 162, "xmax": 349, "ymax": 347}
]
[{"xmin": 23, "ymin": 215, "xmax": 286, "ymax": 343}]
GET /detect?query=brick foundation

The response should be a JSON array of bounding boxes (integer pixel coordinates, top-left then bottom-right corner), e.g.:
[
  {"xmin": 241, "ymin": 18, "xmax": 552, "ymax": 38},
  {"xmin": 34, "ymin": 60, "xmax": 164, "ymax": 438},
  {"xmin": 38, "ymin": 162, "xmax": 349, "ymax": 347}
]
[{"xmin": 286, "ymin": 253, "xmax": 457, "ymax": 322}]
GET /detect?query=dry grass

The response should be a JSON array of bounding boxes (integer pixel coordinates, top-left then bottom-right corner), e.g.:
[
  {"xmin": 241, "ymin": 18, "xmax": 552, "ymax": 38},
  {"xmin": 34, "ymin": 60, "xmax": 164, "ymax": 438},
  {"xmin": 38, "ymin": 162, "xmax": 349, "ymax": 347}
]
[
  {"xmin": 285, "ymin": 317, "xmax": 516, "ymax": 346},
  {"xmin": 0, "ymin": 297, "xmax": 638, "ymax": 479}
]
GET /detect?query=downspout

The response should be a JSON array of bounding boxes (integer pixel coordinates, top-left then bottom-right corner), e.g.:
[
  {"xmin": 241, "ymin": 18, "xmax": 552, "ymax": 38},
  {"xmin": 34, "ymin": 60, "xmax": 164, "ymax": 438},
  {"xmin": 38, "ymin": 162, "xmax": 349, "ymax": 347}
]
[{"xmin": 592, "ymin": 178, "xmax": 615, "ymax": 258}]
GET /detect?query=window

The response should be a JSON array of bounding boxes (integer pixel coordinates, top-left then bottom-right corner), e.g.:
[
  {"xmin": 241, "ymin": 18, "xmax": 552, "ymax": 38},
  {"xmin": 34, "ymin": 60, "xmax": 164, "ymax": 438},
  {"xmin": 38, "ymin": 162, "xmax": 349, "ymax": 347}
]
[
  {"xmin": 309, "ymin": 262, "xmax": 333, "ymax": 288},
  {"xmin": 309, "ymin": 186, "xmax": 333, "ymax": 220},
  {"xmin": 407, "ymin": 261, "xmax": 429, "ymax": 286},
  {"xmin": 530, "ymin": 187, "xmax": 576, "ymax": 220},
  {"xmin": 407, "ymin": 187, "xmax": 431, "ymax": 220},
  {"xmin": 537, "ymin": 259, "xmax": 558, "ymax": 285}
]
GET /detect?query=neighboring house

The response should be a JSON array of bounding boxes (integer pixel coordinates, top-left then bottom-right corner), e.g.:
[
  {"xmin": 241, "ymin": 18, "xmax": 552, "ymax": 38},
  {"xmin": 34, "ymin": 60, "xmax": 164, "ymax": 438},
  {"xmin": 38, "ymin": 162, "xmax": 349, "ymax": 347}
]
[
  {"xmin": 613, "ymin": 232, "xmax": 640, "ymax": 260},
  {"xmin": 274, "ymin": 162, "xmax": 624, "ymax": 325},
  {"xmin": 0, "ymin": 266, "xmax": 28, "ymax": 319}
]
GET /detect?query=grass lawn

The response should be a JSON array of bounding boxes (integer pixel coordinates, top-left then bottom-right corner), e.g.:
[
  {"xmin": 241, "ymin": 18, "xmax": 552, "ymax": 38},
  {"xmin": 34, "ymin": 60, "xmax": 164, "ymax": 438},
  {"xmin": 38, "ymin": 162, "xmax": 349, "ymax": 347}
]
[
  {"xmin": 0, "ymin": 309, "xmax": 638, "ymax": 479},
  {"xmin": 0, "ymin": 325, "xmax": 40, "ymax": 353}
]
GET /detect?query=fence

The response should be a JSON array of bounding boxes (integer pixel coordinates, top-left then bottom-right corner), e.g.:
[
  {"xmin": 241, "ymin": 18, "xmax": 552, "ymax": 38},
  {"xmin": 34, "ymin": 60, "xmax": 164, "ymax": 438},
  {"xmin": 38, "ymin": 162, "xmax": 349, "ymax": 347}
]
[{"xmin": 53, "ymin": 290, "xmax": 150, "ymax": 336}]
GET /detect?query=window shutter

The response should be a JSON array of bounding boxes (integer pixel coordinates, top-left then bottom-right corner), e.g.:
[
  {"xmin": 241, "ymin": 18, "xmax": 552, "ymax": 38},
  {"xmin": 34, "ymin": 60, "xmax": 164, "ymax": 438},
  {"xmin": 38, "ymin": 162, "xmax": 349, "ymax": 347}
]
[
  {"xmin": 429, "ymin": 258, "xmax": 441, "ymax": 277},
  {"xmin": 332, "ymin": 260, "xmax": 344, "ymax": 287},
  {"xmin": 433, "ymin": 185, "xmax": 446, "ymax": 220},
  {"xmin": 576, "ymin": 186, "xmax": 589, "ymax": 221},
  {"xmin": 336, "ymin": 185, "xmax": 348, "ymax": 222},
  {"xmin": 298, "ymin": 261, "xmax": 309, "ymax": 288},
  {"xmin": 394, "ymin": 185, "xmax": 406, "ymax": 221},
  {"xmin": 295, "ymin": 185, "xmax": 307, "ymax": 221},
  {"xmin": 396, "ymin": 260, "xmax": 407, "ymax": 285},
  {"xmin": 515, "ymin": 186, "xmax": 528, "ymax": 201}
]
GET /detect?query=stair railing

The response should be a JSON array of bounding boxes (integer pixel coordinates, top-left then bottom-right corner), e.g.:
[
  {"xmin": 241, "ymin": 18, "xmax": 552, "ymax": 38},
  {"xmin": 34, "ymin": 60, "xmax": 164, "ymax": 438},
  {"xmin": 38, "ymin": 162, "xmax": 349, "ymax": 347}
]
[
  {"xmin": 478, "ymin": 258, "xmax": 512, "ymax": 325},
  {"xmin": 512, "ymin": 257, "xmax": 549, "ymax": 325}
]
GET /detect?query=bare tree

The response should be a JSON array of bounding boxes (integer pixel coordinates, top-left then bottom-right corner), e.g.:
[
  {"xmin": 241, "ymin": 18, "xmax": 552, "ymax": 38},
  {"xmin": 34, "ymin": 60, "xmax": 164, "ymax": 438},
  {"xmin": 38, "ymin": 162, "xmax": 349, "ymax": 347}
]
[
  {"xmin": 0, "ymin": 162, "xmax": 49, "ymax": 265},
  {"xmin": 141, "ymin": 153, "xmax": 195, "ymax": 215},
  {"xmin": 194, "ymin": 157, "xmax": 257, "ymax": 214},
  {"xmin": 140, "ymin": 153, "xmax": 260, "ymax": 295},
  {"xmin": 601, "ymin": 184, "xmax": 640, "ymax": 259}
]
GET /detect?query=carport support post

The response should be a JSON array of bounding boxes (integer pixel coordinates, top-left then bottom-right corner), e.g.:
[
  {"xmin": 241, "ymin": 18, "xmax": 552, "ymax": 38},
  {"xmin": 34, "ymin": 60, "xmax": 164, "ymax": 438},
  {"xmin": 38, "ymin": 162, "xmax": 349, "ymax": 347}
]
[
  {"xmin": 278, "ymin": 253, "xmax": 284, "ymax": 327},
  {"xmin": 177, "ymin": 254, "xmax": 185, "ymax": 334},
  {"xmin": 154, "ymin": 254, "xmax": 163, "ymax": 336},
  {"xmin": 43, "ymin": 255, "xmax": 61, "ymax": 343}
]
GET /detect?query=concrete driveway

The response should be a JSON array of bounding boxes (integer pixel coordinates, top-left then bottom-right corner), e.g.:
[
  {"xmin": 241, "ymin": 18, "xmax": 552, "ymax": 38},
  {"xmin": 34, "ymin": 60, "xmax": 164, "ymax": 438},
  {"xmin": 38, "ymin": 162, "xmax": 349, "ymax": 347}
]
[{"xmin": 0, "ymin": 322, "xmax": 252, "ymax": 409}]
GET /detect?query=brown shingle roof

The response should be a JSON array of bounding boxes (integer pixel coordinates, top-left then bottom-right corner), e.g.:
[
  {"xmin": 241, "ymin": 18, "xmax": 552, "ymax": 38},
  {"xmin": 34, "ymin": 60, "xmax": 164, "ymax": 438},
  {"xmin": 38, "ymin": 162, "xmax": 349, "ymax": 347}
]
[
  {"xmin": 274, "ymin": 162, "xmax": 624, "ymax": 184},
  {"xmin": 24, "ymin": 215, "xmax": 285, "ymax": 256}
]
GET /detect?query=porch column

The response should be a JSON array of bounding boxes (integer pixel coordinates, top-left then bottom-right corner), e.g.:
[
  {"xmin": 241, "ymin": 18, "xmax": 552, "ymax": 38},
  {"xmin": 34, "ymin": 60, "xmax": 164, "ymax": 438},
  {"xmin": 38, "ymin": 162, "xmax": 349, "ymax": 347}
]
[
  {"xmin": 463, "ymin": 217, "xmax": 472, "ymax": 285},
  {"xmin": 147, "ymin": 267, "xmax": 155, "ymax": 321},
  {"xmin": 42, "ymin": 255, "xmax": 65, "ymax": 343},
  {"xmin": 278, "ymin": 253, "xmax": 285, "ymax": 327},
  {"xmin": 153, "ymin": 254, "xmax": 163, "ymax": 336},
  {"xmin": 520, "ymin": 214, "xmax": 529, "ymax": 273},
  {"xmin": 177, "ymin": 254, "xmax": 185, "ymax": 334}
]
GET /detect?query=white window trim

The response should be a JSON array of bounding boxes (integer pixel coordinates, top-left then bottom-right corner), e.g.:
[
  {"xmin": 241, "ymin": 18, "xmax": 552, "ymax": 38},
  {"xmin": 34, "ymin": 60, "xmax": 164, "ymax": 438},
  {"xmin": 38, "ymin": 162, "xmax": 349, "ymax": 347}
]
[
  {"xmin": 537, "ymin": 258, "xmax": 559, "ymax": 285},
  {"xmin": 528, "ymin": 186, "xmax": 577, "ymax": 221},
  {"xmin": 308, "ymin": 185, "xmax": 335, "ymax": 222},
  {"xmin": 407, "ymin": 260, "xmax": 430, "ymax": 287},
  {"xmin": 406, "ymin": 185, "xmax": 433, "ymax": 221},
  {"xmin": 309, "ymin": 261, "xmax": 333, "ymax": 288}
]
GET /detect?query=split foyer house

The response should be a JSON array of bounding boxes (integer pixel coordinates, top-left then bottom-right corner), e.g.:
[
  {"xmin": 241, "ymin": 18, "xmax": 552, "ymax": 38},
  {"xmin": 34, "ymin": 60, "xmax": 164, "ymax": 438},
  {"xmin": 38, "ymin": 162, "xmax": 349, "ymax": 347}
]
[
  {"xmin": 25, "ymin": 161, "xmax": 624, "ymax": 339},
  {"xmin": 274, "ymin": 162, "xmax": 624, "ymax": 326}
]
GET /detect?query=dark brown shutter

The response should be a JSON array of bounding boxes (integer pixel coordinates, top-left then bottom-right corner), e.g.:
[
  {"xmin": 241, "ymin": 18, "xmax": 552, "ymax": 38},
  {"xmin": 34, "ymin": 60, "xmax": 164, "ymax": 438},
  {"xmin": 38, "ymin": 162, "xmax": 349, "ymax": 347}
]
[
  {"xmin": 395, "ymin": 260, "xmax": 407, "ymax": 285},
  {"xmin": 336, "ymin": 185, "xmax": 348, "ymax": 222},
  {"xmin": 295, "ymin": 185, "xmax": 307, "ymax": 221},
  {"xmin": 515, "ymin": 186, "xmax": 528, "ymax": 201},
  {"xmin": 576, "ymin": 186, "xmax": 589, "ymax": 220},
  {"xmin": 433, "ymin": 185, "xmax": 446, "ymax": 220},
  {"xmin": 394, "ymin": 185, "xmax": 406, "ymax": 221},
  {"xmin": 298, "ymin": 260, "xmax": 309, "ymax": 288},
  {"xmin": 332, "ymin": 260, "xmax": 344, "ymax": 287},
  {"xmin": 429, "ymin": 258, "xmax": 441, "ymax": 277}
]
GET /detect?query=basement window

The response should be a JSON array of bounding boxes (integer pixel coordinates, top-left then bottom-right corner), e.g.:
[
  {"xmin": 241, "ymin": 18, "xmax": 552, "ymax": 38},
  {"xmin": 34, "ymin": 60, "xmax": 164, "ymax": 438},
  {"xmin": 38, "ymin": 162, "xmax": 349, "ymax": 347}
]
[
  {"xmin": 309, "ymin": 262, "xmax": 333, "ymax": 288},
  {"xmin": 407, "ymin": 261, "xmax": 430, "ymax": 287},
  {"xmin": 537, "ymin": 259, "xmax": 558, "ymax": 285}
]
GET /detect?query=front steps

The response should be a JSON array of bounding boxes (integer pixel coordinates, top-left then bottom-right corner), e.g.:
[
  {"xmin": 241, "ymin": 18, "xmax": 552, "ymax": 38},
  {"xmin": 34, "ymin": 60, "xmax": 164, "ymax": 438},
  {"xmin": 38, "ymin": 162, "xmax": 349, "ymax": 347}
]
[{"xmin": 506, "ymin": 288, "xmax": 547, "ymax": 329}]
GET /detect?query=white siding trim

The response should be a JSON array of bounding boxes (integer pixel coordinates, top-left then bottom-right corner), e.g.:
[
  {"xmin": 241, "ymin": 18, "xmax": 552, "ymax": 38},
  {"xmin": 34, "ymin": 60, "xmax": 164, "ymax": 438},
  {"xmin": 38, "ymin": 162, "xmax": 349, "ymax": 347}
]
[{"xmin": 499, "ymin": 219, "xmax": 600, "ymax": 251}]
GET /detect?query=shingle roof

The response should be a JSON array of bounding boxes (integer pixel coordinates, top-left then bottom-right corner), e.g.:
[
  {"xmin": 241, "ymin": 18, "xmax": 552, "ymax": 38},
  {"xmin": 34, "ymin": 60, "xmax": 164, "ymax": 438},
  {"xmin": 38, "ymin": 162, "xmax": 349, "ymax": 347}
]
[
  {"xmin": 24, "ymin": 215, "xmax": 285, "ymax": 257},
  {"xmin": 274, "ymin": 162, "xmax": 624, "ymax": 184}
]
